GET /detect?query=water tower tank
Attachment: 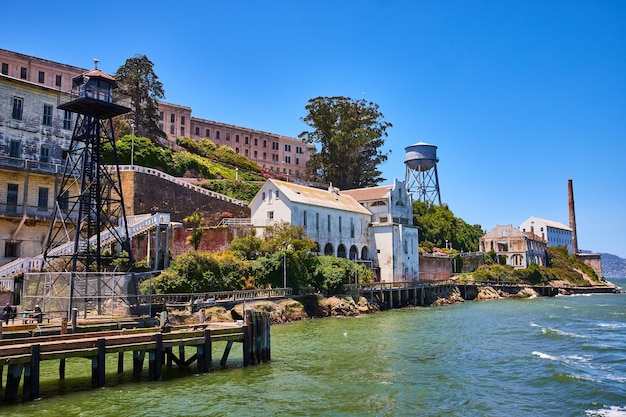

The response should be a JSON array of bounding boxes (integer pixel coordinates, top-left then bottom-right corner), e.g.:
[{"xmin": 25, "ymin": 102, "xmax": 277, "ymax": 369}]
[{"xmin": 404, "ymin": 142, "xmax": 438, "ymax": 171}]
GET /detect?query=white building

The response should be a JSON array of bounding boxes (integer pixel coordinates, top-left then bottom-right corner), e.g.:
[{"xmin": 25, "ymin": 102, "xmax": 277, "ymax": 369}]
[
  {"xmin": 519, "ymin": 216, "xmax": 573, "ymax": 253},
  {"xmin": 249, "ymin": 179, "xmax": 419, "ymax": 283}
]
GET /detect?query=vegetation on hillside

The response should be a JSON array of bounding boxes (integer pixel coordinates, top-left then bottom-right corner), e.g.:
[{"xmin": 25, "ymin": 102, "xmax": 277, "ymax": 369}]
[
  {"xmin": 465, "ymin": 246, "xmax": 601, "ymax": 286},
  {"xmin": 149, "ymin": 222, "xmax": 373, "ymax": 294},
  {"xmin": 413, "ymin": 201, "xmax": 483, "ymax": 253}
]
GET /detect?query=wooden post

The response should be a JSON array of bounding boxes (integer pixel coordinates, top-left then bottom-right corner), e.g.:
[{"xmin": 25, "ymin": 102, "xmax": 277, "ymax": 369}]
[
  {"xmin": 220, "ymin": 341, "xmax": 234, "ymax": 367},
  {"xmin": 133, "ymin": 350, "xmax": 145, "ymax": 378},
  {"xmin": 118, "ymin": 351, "xmax": 124, "ymax": 373},
  {"xmin": 59, "ymin": 317, "xmax": 68, "ymax": 379},
  {"xmin": 149, "ymin": 333, "xmax": 163, "ymax": 381},
  {"xmin": 22, "ymin": 344, "xmax": 40, "ymax": 401},
  {"xmin": 242, "ymin": 324, "xmax": 250, "ymax": 367},
  {"xmin": 199, "ymin": 308, "xmax": 205, "ymax": 323},
  {"xmin": 4, "ymin": 364, "xmax": 23, "ymax": 400},
  {"xmin": 71, "ymin": 308, "xmax": 78, "ymax": 332},
  {"xmin": 202, "ymin": 329, "xmax": 211, "ymax": 373},
  {"xmin": 92, "ymin": 338, "xmax": 106, "ymax": 387},
  {"xmin": 178, "ymin": 345, "xmax": 185, "ymax": 363}
]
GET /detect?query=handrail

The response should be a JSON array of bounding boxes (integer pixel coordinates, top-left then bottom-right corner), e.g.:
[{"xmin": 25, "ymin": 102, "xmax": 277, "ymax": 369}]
[{"xmin": 0, "ymin": 213, "xmax": 170, "ymax": 283}]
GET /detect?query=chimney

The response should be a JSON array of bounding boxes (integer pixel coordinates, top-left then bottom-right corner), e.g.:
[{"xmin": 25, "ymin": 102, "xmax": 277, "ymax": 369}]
[{"xmin": 568, "ymin": 179, "xmax": 578, "ymax": 254}]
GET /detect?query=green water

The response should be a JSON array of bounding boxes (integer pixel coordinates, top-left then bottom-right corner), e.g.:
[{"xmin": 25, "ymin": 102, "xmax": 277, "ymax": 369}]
[{"xmin": 5, "ymin": 279, "xmax": 626, "ymax": 416}]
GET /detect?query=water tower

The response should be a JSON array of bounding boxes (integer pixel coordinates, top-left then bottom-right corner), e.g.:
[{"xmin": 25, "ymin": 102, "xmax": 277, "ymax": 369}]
[
  {"xmin": 44, "ymin": 60, "xmax": 133, "ymax": 275},
  {"xmin": 404, "ymin": 142, "xmax": 442, "ymax": 205}
]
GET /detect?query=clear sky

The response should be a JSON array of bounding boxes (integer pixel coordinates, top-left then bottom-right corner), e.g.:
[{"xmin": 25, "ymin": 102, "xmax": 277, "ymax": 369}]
[{"xmin": 4, "ymin": 1, "xmax": 625, "ymax": 257}]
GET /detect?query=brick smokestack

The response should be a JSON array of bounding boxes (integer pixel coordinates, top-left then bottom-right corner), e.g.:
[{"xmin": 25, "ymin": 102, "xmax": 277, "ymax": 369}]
[{"xmin": 568, "ymin": 179, "xmax": 578, "ymax": 254}]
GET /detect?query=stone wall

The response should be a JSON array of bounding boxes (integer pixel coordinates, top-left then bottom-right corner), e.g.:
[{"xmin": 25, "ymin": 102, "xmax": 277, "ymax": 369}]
[{"xmin": 120, "ymin": 170, "xmax": 250, "ymax": 225}]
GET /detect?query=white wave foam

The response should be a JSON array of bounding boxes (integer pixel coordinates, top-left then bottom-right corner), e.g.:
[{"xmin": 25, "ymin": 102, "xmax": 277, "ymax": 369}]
[
  {"xmin": 532, "ymin": 351, "xmax": 559, "ymax": 361},
  {"xmin": 585, "ymin": 405, "xmax": 626, "ymax": 416},
  {"xmin": 541, "ymin": 326, "xmax": 588, "ymax": 339},
  {"xmin": 598, "ymin": 322, "xmax": 626, "ymax": 329}
]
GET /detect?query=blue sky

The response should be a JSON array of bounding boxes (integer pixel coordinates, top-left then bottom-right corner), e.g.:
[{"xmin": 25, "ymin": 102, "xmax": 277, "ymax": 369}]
[{"xmin": 4, "ymin": 1, "xmax": 625, "ymax": 258}]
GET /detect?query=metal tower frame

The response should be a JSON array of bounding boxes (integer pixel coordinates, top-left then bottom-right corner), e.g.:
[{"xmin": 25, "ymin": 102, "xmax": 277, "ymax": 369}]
[
  {"xmin": 405, "ymin": 162, "xmax": 442, "ymax": 206},
  {"xmin": 43, "ymin": 65, "xmax": 133, "ymax": 316}
]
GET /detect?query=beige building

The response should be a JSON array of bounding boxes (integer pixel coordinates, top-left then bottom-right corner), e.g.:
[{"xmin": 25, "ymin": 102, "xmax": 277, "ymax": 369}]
[
  {"xmin": 480, "ymin": 224, "xmax": 547, "ymax": 269},
  {"xmin": 0, "ymin": 48, "xmax": 313, "ymax": 180}
]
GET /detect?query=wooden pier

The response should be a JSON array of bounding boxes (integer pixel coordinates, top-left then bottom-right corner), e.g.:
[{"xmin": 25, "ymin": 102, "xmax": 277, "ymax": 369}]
[
  {"xmin": 349, "ymin": 280, "xmax": 619, "ymax": 308},
  {"xmin": 0, "ymin": 310, "xmax": 270, "ymax": 402}
]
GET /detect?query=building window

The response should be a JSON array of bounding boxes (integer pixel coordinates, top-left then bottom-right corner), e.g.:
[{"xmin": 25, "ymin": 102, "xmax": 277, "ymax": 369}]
[
  {"xmin": 254, "ymin": 151, "xmax": 258, "ymax": 158},
  {"xmin": 216, "ymin": 131, "xmax": 220, "ymax": 139},
  {"xmin": 316, "ymin": 213, "xmax": 319, "ymax": 230},
  {"xmin": 285, "ymin": 156, "xmax": 291, "ymax": 163},
  {"xmin": 170, "ymin": 125, "xmax": 175, "ymax": 134},
  {"xmin": 4, "ymin": 241, "xmax": 19, "ymax": 258},
  {"xmin": 263, "ymin": 152, "xmax": 267, "ymax": 160},
  {"xmin": 55, "ymin": 75, "xmax": 62, "ymax": 87},
  {"xmin": 12, "ymin": 96, "xmax": 23, "ymax": 120},
  {"xmin": 236, "ymin": 135, "xmax": 240, "ymax": 143},
  {"xmin": 159, "ymin": 111, "xmax": 164, "ymax": 120},
  {"xmin": 245, "ymin": 149, "xmax": 249, "ymax": 157},
  {"xmin": 1, "ymin": 63, "xmax": 8, "ymax": 75},
  {"xmin": 206, "ymin": 129, "xmax": 210, "ymax": 137},
  {"xmin": 62, "ymin": 110, "xmax": 72, "ymax": 130},
  {"xmin": 285, "ymin": 144, "xmax": 291, "ymax": 152},
  {"xmin": 181, "ymin": 116, "xmax": 185, "ymax": 125},
  {"xmin": 244, "ymin": 136, "xmax": 248, "ymax": 144},
  {"xmin": 275, "ymin": 190, "xmax": 279, "ymax": 199},
  {"xmin": 38, "ymin": 187, "xmax": 48, "ymax": 210},
  {"xmin": 43, "ymin": 104, "xmax": 53, "ymax": 126},
  {"xmin": 40, "ymin": 145, "xmax": 50, "ymax": 163},
  {"xmin": 263, "ymin": 140, "xmax": 267, "ymax": 148},
  {"xmin": 59, "ymin": 190, "xmax": 69, "ymax": 212},
  {"xmin": 339, "ymin": 216, "xmax": 342, "ymax": 233},
  {"xmin": 7, "ymin": 184, "xmax": 18, "ymax": 214},
  {"xmin": 272, "ymin": 142, "xmax": 279, "ymax": 150},
  {"xmin": 195, "ymin": 127, "xmax": 200, "ymax": 135},
  {"xmin": 235, "ymin": 148, "xmax": 240, "ymax": 154},
  {"xmin": 226, "ymin": 133, "xmax": 230, "ymax": 141},
  {"xmin": 170, "ymin": 114, "xmax": 175, "ymax": 123},
  {"xmin": 296, "ymin": 158, "xmax": 300, "ymax": 165},
  {"xmin": 20, "ymin": 67, "xmax": 27, "ymax": 79},
  {"xmin": 268, "ymin": 211, "xmax": 274, "ymax": 220},
  {"xmin": 296, "ymin": 146, "xmax": 303, "ymax": 154},
  {"xmin": 38, "ymin": 71, "xmax": 45, "ymax": 83},
  {"xmin": 180, "ymin": 127, "xmax": 185, "ymax": 136},
  {"xmin": 350, "ymin": 218, "xmax": 355, "ymax": 238},
  {"xmin": 9, "ymin": 140, "xmax": 20, "ymax": 158},
  {"xmin": 254, "ymin": 138, "xmax": 258, "ymax": 146},
  {"xmin": 303, "ymin": 211, "xmax": 307, "ymax": 228},
  {"xmin": 328, "ymin": 214, "xmax": 331, "ymax": 232}
]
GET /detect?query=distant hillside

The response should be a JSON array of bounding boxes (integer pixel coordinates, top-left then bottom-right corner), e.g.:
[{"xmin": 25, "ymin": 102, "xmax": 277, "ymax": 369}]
[{"xmin": 601, "ymin": 253, "xmax": 626, "ymax": 278}]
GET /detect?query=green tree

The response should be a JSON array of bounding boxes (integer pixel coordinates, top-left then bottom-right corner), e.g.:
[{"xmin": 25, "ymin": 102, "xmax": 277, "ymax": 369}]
[
  {"xmin": 413, "ymin": 201, "xmax": 483, "ymax": 252},
  {"xmin": 299, "ymin": 96, "xmax": 392, "ymax": 189},
  {"xmin": 184, "ymin": 210, "xmax": 205, "ymax": 250},
  {"xmin": 115, "ymin": 55, "xmax": 166, "ymax": 141}
]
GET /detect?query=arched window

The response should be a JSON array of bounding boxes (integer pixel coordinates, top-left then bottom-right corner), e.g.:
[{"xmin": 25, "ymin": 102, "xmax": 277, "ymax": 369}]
[{"xmin": 324, "ymin": 243, "xmax": 334, "ymax": 256}]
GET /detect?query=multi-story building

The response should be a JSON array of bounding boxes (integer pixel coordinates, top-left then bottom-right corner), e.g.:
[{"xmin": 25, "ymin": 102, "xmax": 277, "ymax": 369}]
[
  {"xmin": 249, "ymin": 179, "xmax": 419, "ymax": 282},
  {"xmin": 0, "ymin": 49, "xmax": 313, "ymax": 180},
  {"xmin": 519, "ymin": 216, "xmax": 573, "ymax": 253},
  {"xmin": 0, "ymin": 62, "xmax": 77, "ymax": 267},
  {"xmin": 479, "ymin": 224, "xmax": 547, "ymax": 268}
]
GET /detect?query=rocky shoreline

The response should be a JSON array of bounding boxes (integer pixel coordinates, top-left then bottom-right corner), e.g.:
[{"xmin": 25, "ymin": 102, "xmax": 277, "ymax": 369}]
[{"xmin": 167, "ymin": 282, "xmax": 622, "ymax": 326}]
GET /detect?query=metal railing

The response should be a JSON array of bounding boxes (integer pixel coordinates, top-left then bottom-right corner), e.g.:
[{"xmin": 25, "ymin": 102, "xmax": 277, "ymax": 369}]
[{"xmin": 0, "ymin": 213, "xmax": 170, "ymax": 285}]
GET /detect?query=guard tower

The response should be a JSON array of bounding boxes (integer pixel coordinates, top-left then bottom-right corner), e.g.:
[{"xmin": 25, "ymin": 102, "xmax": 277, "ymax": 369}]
[
  {"xmin": 44, "ymin": 60, "xmax": 133, "ymax": 276},
  {"xmin": 404, "ymin": 142, "xmax": 442, "ymax": 205}
]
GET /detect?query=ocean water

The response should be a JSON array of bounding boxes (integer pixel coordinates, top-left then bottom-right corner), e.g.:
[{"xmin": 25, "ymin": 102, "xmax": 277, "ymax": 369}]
[{"xmin": 5, "ymin": 278, "xmax": 626, "ymax": 417}]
